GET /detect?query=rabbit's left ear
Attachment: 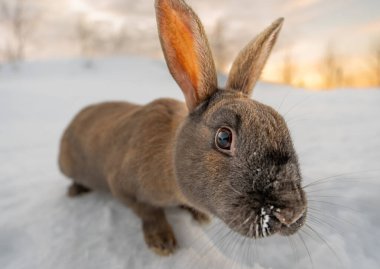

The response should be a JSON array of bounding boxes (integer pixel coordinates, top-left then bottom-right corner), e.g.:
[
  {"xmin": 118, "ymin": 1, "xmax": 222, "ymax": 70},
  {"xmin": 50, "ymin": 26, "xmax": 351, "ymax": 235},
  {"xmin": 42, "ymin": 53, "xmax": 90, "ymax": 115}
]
[
  {"xmin": 226, "ymin": 18, "xmax": 284, "ymax": 96},
  {"xmin": 155, "ymin": 0, "xmax": 217, "ymax": 112}
]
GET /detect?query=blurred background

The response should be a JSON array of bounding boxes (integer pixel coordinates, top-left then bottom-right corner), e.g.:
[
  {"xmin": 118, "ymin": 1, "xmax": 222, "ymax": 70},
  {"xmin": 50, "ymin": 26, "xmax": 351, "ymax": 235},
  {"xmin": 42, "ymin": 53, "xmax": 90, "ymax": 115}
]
[
  {"xmin": 1, "ymin": 0, "xmax": 380, "ymax": 89},
  {"xmin": 1, "ymin": 1, "xmax": 380, "ymax": 269}
]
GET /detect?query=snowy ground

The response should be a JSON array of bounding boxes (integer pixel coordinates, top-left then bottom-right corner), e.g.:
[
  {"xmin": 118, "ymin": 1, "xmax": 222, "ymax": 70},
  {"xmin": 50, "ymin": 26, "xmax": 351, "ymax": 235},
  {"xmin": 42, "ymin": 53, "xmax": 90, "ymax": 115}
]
[{"xmin": 1, "ymin": 57, "xmax": 379, "ymax": 269}]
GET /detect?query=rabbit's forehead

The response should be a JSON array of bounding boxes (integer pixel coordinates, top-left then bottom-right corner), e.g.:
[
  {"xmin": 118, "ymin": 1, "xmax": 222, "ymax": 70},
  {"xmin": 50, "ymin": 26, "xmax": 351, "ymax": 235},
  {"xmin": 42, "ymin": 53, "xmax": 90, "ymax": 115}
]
[
  {"xmin": 204, "ymin": 96, "xmax": 286, "ymax": 130},
  {"xmin": 201, "ymin": 96, "xmax": 292, "ymax": 153}
]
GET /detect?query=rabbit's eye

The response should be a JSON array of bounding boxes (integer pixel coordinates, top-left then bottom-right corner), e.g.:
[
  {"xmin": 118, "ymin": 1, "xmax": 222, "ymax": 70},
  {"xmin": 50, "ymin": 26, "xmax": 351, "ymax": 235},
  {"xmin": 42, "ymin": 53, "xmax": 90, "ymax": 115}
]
[{"xmin": 215, "ymin": 128, "xmax": 232, "ymax": 150}]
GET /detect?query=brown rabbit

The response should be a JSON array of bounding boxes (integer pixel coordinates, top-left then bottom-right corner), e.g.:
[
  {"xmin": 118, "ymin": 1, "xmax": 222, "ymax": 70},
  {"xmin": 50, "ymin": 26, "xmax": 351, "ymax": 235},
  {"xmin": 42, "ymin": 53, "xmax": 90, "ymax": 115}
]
[{"xmin": 59, "ymin": 0, "xmax": 307, "ymax": 256}]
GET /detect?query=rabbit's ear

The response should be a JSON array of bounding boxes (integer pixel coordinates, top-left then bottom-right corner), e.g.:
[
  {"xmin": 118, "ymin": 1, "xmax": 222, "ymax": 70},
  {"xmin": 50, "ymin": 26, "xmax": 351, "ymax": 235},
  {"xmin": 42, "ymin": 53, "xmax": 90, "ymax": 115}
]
[
  {"xmin": 226, "ymin": 18, "xmax": 284, "ymax": 96},
  {"xmin": 155, "ymin": 0, "xmax": 217, "ymax": 111}
]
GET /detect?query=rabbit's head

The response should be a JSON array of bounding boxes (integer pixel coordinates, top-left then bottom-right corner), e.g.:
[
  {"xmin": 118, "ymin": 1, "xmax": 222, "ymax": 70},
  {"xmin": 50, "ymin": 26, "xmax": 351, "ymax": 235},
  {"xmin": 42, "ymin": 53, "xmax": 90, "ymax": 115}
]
[{"xmin": 156, "ymin": 0, "xmax": 307, "ymax": 238}]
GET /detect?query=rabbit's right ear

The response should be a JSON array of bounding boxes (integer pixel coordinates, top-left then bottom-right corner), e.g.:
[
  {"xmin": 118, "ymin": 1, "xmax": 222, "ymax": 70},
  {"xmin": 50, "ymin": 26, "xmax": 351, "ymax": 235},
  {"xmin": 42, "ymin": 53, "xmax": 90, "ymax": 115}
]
[
  {"xmin": 226, "ymin": 18, "xmax": 284, "ymax": 96},
  {"xmin": 155, "ymin": 0, "xmax": 218, "ymax": 112}
]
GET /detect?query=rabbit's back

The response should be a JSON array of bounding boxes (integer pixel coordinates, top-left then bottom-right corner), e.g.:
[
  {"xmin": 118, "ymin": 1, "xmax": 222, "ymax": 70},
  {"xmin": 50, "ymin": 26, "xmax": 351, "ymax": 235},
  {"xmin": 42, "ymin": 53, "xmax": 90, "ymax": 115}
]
[
  {"xmin": 59, "ymin": 99, "xmax": 188, "ymax": 205},
  {"xmin": 59, "ymin": 101, "xmax": 140, "ymax": 190}
]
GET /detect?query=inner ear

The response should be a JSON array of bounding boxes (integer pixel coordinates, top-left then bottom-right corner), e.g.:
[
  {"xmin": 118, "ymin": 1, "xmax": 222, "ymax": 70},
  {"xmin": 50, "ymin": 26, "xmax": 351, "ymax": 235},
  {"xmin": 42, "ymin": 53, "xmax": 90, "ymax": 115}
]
[
  {"xmin": 155, "ymin": 0, "xmax": 218, "ymax": 112},
  {"xmin": 158, "ymin": 2, "xmax": 200, "ymax": 95}
]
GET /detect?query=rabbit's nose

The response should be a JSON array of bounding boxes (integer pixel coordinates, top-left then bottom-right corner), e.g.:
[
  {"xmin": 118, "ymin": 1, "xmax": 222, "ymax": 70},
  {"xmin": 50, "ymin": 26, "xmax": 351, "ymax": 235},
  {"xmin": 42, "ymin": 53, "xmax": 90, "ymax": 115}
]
[{"xmin": 273, "ymin": 207, "xmax": 305, "ymax": 226}]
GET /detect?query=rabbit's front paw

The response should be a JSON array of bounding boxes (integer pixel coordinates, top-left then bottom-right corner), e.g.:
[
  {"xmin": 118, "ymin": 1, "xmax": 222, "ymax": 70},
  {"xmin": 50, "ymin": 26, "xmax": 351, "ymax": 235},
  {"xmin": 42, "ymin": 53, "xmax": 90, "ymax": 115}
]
[
  {"xmin": 67, "ymin": 182, "xmax": 91, "ymax": 197},
  {"xmin": 181, "ymin": 205, "xmax": 211, "ymax": 225},
  {"xmin": 143, "ymin": 220, "xmax": 177, "ymax": 256}
]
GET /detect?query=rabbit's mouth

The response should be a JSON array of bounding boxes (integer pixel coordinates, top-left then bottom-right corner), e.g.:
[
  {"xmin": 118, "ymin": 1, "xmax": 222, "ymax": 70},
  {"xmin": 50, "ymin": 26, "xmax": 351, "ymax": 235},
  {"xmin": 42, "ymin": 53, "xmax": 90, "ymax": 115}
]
[
  {"xmin": 276, "ymin": 209, "xmax": 307, "ymax": 236},
  {"xmin": 227, "ymin": 205, "xmax": 307, "ymax": 239},
  {"xmin": 264, "ymin": 206, "xmax": 306, "ymax": 236}
]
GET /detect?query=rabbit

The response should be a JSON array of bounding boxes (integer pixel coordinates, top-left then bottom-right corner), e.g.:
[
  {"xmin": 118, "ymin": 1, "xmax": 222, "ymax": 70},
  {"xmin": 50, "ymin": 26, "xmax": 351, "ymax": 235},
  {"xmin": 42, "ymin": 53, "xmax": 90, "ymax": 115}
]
[{"xmin": 58, "ymin": 0, "xmax": 307, "ymax": 256}]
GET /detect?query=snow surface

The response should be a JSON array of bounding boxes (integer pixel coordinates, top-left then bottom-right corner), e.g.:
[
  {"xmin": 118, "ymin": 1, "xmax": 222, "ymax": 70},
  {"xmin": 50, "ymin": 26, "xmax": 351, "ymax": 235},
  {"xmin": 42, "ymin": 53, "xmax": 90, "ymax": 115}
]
[{"xmin": 1, "ymin": 57, "xmax": 380, "ymax": 269}]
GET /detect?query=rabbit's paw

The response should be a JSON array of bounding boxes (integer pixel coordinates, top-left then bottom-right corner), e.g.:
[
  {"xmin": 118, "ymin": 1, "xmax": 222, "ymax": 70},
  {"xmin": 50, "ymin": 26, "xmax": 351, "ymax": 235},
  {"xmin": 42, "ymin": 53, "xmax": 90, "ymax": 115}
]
[
  {"xmin": 181, "ymin": 205, "xmax": 211, "ymax": 225},
  {"xmin": 143, "ymin": 220, "xmax": 177, "ymax": 256},
  {"xmin": 67, "ymin": 182, "xmax": 91, "ymax": 197}
]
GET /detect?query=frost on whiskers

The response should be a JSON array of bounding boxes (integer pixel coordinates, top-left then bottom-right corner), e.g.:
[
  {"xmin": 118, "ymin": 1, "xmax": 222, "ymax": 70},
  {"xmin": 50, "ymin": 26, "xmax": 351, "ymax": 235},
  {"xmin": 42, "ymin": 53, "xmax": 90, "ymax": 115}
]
[
  {"xmin": 255, "ymin": 205, "xmax": 274, "ymax": 238},
  {"xmin": 262, "ymin": 206, "xmax": 273, "ymax": 237}
]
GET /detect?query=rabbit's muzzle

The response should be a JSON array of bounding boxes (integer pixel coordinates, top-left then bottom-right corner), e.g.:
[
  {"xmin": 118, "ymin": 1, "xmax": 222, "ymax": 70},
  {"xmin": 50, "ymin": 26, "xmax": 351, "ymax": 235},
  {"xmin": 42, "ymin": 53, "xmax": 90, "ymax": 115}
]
[{"xmin": 225, "ymin": 179, "xmax": 307, "ymax": 239}]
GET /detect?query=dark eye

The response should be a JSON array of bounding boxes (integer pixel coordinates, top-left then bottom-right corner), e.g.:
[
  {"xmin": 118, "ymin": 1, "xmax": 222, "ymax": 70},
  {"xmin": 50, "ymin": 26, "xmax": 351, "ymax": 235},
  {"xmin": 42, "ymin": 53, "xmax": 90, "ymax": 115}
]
[{"xmin": 215, "ymin": 127, "xmax": 232, "ymax": 150}]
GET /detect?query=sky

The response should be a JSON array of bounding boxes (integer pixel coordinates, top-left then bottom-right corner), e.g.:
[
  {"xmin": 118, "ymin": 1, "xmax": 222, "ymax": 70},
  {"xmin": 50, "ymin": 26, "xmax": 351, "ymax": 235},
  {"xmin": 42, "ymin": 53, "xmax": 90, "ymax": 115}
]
[{"xmin": 1, "ymin": 0, "xmax": 380, "ymax": 88}]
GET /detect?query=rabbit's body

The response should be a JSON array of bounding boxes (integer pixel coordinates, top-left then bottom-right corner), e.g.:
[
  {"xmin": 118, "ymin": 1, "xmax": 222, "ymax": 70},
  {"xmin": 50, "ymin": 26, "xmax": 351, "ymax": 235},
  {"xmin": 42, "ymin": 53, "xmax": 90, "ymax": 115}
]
[
  {"xmin": 59, "ymin": 0, "xmax": 307, "ymax": 257},
  {"xmin": 59, "ymin": 99, "xmax": 189, "ymax": 207}
]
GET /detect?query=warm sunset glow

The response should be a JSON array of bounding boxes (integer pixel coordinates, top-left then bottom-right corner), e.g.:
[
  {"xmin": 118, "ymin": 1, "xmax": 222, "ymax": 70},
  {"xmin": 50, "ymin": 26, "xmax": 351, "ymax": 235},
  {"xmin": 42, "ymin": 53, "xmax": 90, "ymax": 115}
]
[
  {"xmin": 0, "ymin": 0, "xmax": 379, "ymax": 89},
  {"xmin": 69, "ymin": 0, "xmax": 89, "ymax": 13},
  {"xmin": 68, "ymin": 0, "xmax": 124, "ymax": 28}
]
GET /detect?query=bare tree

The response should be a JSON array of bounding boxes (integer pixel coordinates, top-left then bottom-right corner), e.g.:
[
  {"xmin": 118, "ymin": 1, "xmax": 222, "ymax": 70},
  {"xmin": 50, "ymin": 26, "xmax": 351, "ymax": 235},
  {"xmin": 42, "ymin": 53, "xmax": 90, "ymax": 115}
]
[
  {"xmin": 0, "ymin": 0, "xmax": 38, "ymax": 66},
  {"xmin": 76, "ymin": 16, "xmax": 99, "ymax": 68},
  {"xmin": 110, "ymin": 25, "xmax": 130, "ymax": 55},
  {"xmin": 282, "ymin": 50, "xmax": 296, "ymax": 85},
  {"xmin": 372, "ymin": 41, "xmax": 380, "ymax": 87},
  {"xmin": 211, "ymin": 20, "xmax": 228, "ymax": 73},
  {"xmin": 321, "ymin": 44, "xmax": 343, "ymax": 88},
  {"xmin": 75, "ymin": 16, "xmax": 122, "ymax": 68}
]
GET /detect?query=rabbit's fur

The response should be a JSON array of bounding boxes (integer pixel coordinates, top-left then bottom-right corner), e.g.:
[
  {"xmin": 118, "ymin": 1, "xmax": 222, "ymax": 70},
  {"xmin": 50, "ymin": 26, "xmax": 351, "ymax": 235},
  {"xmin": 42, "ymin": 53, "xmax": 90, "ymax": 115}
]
[{"xmin": 59, "ymin": 0, "xmax": 307, "ymax": 256}]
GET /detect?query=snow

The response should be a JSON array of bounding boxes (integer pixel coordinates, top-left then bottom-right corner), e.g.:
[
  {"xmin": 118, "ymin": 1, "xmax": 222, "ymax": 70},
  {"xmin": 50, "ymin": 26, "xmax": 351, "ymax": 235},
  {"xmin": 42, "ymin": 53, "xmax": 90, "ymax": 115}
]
[{"xmin": 1, "ymin": 57, "xmax": 380, "ymax": 269}]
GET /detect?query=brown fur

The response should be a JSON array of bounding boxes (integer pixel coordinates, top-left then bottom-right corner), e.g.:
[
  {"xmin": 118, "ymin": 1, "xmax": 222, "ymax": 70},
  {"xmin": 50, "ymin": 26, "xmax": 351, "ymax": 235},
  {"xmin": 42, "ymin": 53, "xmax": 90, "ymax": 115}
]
[
  {"xmin": 59, "ymin": 0, "xmax": 307, "ymax": 256},
  {"xmin": 227, "ymin": 18, "xmax": 284, "ymax": 95},
  {"xmin": 59, "ymin": 99, "xmax": 191, "ymax": 255}
]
